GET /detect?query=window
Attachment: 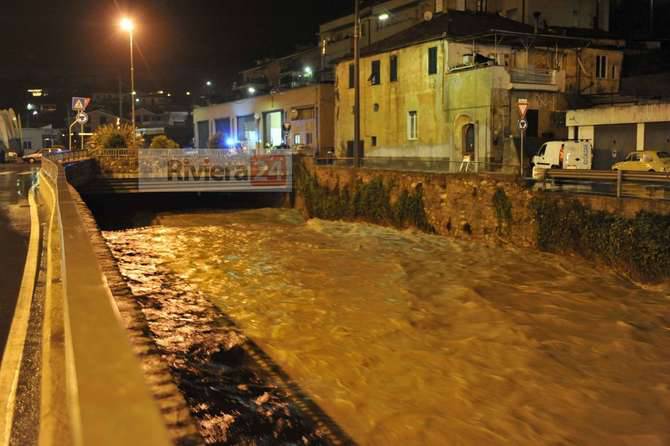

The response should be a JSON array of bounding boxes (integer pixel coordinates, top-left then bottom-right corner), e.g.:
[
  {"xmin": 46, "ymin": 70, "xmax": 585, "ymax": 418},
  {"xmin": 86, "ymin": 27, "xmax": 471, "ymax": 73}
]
[
  {"xmin": 371, "ymin": 136, "xmax": 377, "ymax": 147},
  {"xmin": 525, "ymin": 109, "xmax": 539, "ymax": 138},
  {"xmin": 23, "ymin": 141, "xmax": 32, "ymax": 150},
  {"xmin": 305, "ymin": 133, "xmax": 313, "ymax": 145},
  {"xmin": 611, "ymin": 64, "xmax": 617, "ymax": 80},
  {"xmin": 390, "ymin": 55, "xmax": 398, "ymax": 82},
  {"xmin": 657, "ymin": 151, "xmax": 669, "ymax": 158},
  {"xmin": 294, "ymin": 134, "xmax": 302, "ymax": 145},
  {"xmin": 407, "ymin": 111, "xmax": 418, "ymax": 140},
  {"xmin": 295, "ymin": 107, "xmax": 315, "ymax": 120},
  {"xmin": 370, "ymin": 60, "xmax": 381, "ymax": 85},
  {"xmin": 596, "ymin": 55, "xmax": 608, "ymax": 79},
  {"xmin": 348, "ymin": 63, "xmax": 355, "ymax": 89},
  {"xmin": 428, "ymin": 47, "xmax": 438, "ymax": 75}
]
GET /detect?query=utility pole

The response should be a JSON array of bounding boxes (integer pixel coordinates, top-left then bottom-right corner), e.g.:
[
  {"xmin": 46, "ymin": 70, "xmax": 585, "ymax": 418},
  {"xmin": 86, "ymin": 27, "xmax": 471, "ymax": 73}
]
[{"xmin": 353, "ymin": 0, "xmax": 361, "ymax": 168}]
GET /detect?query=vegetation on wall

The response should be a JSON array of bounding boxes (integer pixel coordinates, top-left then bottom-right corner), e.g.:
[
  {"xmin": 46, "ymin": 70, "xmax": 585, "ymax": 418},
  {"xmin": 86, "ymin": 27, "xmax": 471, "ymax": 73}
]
[
  {"xmin": 296, "ymin": 163, "xmax": 434, "ymax": 233},
  {"xmin": 492, "ymin": 187, "xmax": 513, "ymax": 235},
  {"xmin": 530, "ymin": 194, "xmax": 670, "ymax": 281}
]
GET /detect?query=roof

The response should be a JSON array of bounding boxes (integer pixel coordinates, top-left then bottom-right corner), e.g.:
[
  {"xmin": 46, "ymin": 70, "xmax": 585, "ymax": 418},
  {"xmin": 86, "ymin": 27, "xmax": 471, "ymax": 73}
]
[
  {"xmin": 359, "ymin": 10, "xmax": 534, "ymax": 57},
  {"xmin": 333, "ymin": 9, "xmax": 597, "ymax": 63}
]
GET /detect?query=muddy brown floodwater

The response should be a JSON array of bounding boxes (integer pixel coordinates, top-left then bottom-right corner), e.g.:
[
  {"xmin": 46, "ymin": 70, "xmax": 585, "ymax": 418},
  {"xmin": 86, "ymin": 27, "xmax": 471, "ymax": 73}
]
[{"xmin": 103, "ymin": 208, "xmax": 670, "ymax": 446}]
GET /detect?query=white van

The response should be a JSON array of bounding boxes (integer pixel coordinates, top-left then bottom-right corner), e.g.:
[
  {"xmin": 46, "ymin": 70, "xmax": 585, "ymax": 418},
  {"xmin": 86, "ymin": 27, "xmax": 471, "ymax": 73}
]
[{"xmin": 532, "ymin": 141, "xmax": 593, "ymax": 170}]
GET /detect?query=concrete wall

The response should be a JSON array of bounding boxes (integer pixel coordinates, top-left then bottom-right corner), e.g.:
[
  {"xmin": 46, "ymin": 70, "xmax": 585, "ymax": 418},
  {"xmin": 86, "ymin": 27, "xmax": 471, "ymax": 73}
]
[{"xmin": 193, "ymin": 84, "xmax": 334, "ymax": 152}]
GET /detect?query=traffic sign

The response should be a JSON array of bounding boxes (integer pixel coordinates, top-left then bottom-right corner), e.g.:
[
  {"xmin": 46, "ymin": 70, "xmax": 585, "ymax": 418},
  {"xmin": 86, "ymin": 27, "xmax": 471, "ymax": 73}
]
[
  {"xmin": 76, "ymin": 111, "xmax": 89, "ymax": 125},
  {"xmin": 72, "ymin": 97, "xmax": 91, "ymax": 111},
  {"xmin": 519, "ymin": 119, "xmax": 528, "ymax": 130},
  {"xmin": 517, "ymin": 98, "xmax": 528, "ymax": 120}
]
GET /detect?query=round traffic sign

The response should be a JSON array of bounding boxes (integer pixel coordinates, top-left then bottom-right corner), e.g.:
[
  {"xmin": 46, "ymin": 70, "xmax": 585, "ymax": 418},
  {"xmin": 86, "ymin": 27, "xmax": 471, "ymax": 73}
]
[
  {"xmin": 76, "ymin": 111, "xmax": 89, "ymax": 125},
  {"xmin": 519, "ymin": 119, "xmax": 528, "ymax": 130}
]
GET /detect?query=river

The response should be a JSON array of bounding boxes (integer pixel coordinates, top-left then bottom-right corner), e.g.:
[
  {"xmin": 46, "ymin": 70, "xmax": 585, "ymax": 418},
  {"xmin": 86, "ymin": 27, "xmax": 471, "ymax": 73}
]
[{"xmin": 102, "ymin": 208, "xmax": 670, "ymax": 445}]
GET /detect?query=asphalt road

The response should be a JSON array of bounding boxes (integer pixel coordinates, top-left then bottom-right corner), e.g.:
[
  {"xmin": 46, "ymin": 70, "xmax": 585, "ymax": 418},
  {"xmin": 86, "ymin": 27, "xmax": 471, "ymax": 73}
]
[{"xmin": 0, "ymin": 164, "xmax": 37, "ymax": 359}]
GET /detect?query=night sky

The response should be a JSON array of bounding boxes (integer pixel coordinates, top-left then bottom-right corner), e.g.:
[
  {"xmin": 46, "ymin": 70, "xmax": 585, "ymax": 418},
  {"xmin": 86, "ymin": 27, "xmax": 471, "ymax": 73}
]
[{"xmin": 1, "ymin": 1, "xmax": 353, "ymax": 110}]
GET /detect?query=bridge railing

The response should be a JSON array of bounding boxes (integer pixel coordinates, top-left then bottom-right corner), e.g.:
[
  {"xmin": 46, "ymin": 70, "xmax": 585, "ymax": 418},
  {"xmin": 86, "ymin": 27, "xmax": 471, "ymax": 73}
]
[{"xmin": 37, "ymin": 157, "xmax": 171, "ymax": 445}]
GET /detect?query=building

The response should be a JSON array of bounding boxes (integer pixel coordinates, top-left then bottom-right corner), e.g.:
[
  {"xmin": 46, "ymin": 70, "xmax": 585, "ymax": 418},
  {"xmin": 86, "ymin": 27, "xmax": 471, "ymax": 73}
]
[
  {"xmin": 333, "ymin": 9, "xmax": 623, "ymax": 168},
  {"xmin": 21, "ymin": 125, "xmax": 62, "ymax": 154},
  {"xmin": 320, "ymin": 0, "xmax": 611, "ymax": 66},
  {"xmin": 567, "ymin": 101, "xmax": 670, "ymax": 169},
  {"xmin": 193, "ymin": 84, "xmax": 334, "ymax": 153}
]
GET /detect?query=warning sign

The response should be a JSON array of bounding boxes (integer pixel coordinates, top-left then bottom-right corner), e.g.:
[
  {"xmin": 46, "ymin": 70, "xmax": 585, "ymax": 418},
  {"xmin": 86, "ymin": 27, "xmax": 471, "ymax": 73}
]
[
  {"xmin": 517, "ymin": 98, "xmax": 529, "ymax": 120},
  {"xmin": 72, "ymin": 97, "xmax": 91, "ymax": 111}
]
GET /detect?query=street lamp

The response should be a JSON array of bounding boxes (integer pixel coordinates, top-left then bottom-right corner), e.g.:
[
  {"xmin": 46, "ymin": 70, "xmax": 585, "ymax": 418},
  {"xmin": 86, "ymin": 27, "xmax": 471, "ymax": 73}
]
[{"xmin": 120, "ymin": 17, "xmax": 136, "ymax": 132}]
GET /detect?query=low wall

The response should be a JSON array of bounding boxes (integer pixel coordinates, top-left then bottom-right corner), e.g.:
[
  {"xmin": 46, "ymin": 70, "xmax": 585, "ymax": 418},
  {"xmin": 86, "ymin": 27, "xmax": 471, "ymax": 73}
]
[
  {"xmin": 296, "ymin": 157, "xmax": 670, "ymax": 281},
  {"xmin": 36, "ymin": 159, "xmax": 174, "ymax": 446}
]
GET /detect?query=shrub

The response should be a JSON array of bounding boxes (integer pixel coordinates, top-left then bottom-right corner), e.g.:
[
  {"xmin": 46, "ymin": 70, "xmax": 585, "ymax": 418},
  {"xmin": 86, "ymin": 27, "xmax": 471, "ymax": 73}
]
[
  {"xmin": 149, "ymin": 135, "xmax": 180, "ymax": 149},
  {"xmin": 87, "ymin": 123, "xmax": 143, "ymax": 150}
]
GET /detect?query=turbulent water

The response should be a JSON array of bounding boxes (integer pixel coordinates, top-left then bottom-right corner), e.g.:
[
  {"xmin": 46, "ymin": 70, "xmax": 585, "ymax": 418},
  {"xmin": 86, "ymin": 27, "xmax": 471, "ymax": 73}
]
[{"xmin": 103, "ymin": 208, "xmax": 670, "ymax": 446}]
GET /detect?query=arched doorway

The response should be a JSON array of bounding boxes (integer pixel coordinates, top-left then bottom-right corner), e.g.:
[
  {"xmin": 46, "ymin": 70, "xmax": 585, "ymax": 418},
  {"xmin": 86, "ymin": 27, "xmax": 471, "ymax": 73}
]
[{"xmin": 463, "ymin": 123, "xmax": 475, "ymax": 158}]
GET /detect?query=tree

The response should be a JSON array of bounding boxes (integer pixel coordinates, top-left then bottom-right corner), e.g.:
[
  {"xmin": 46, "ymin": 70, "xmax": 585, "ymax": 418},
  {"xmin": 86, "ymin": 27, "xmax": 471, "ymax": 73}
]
[
  {"xmin": 87, "ymin": 124, "xmax": 144, "ymax": 151},
  {"xmin": 149, "ymin": 135, "xmax": 180, "ymax": 149}
]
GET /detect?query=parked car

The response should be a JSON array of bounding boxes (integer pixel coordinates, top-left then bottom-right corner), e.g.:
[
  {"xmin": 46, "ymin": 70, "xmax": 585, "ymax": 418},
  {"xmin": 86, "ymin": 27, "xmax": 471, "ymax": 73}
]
[
  {"xmin": 611, "ymin": 150, "xmax": 670, "ymax": 172},
  {"xmin": 22, "ymin": 147, "xmax": 64, "ymax": 164}
]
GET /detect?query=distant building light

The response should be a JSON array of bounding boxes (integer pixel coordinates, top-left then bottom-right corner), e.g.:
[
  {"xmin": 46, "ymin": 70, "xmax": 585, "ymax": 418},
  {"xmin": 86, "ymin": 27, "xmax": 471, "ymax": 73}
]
[
  {"xmin": 132, "ymin": 91, "xmax": 137, "ymax": 96},
  {"xmin": 206, "ymin": 81, "xmax": 213, "ymax": 87},
  {"xmin": 379, "ymin": 13, "xmax": 390, "ymax": 21},
  {"xmin": 157, "ymin": 90, "xmax": 165, "ymax": 94},
  {"xmin": 27, "ymin": 89, "xmax": 43, "ymax": 97},
  {"xmin": 136, "ymin": 98, "xmax": 140, "ymax": 103},
  {"xmin": 27, "ymin": 103, "xmax": 35, "ymax": 111},
  {"xmin": 304, "ymin": 66, "xmax": 313, "ymax": 76},
  {"xmin": 248, "ymin": 87, "xmax": 256, "ymax": 94},
  {"xmin": 167, "ymin": 93, "xmax": 172, "ymax": 97},
  {"xmin": 32, "ymin": 110, "xmax": 38, "ymax": 116},
  {"xmin": 186, "ymin": 91, "xmax": 191, "ymax": 96}
]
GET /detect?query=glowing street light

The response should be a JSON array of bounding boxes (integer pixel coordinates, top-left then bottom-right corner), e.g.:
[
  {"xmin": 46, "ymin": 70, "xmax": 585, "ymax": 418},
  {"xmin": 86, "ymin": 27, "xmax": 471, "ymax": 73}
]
[
  {"xmin": 206, "ymin": 80, "xmax": 213, "ymax": 87},
  {"xmin": 379, "ymin": 13, "xmax": 390, "ymax": 21},
  {"xmin": 120, "ymin": 17, "xmax": 136, "ymax": 131},
  {"xmin": 248, "ymin": 87, "xmax": 256, "ymax": 94},
  {"xmin": 186, "ymin": 91, "xmax": 191, "ymax": 96}
]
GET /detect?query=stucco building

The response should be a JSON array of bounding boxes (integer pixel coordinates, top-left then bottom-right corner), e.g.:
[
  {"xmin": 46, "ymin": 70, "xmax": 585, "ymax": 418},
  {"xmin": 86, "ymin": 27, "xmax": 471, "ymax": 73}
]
[
  {"xmin": 192, "ymin": 84, "xmax": 334, "ymax": 154},
  {"xmin": 333, "ymin": 9, "xmax": 623, "ymax": 169}
]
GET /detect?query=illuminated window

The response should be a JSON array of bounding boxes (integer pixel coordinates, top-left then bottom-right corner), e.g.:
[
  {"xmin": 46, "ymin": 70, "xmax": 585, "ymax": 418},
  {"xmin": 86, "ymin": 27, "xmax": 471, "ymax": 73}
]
[
  {"xmin": 294, "ymin": 134, "xmax": 302, "ymax": 145},
  {"xmin": 407, "ymin": 111, "xmax": 418, "ymax": 140}
]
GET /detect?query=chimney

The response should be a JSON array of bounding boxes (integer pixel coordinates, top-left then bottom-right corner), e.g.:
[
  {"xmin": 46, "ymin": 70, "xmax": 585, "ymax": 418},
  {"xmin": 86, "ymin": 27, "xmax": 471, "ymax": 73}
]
[{"xmin": 533, "ymin": 11, "xmax": 541, "ymax": 33}]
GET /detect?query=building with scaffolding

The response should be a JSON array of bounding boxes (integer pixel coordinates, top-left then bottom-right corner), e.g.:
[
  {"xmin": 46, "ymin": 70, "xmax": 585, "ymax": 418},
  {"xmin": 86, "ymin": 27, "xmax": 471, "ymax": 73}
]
[{"xmin": 333, "ymin": 8, "xmax": 623, "ymax": 169}]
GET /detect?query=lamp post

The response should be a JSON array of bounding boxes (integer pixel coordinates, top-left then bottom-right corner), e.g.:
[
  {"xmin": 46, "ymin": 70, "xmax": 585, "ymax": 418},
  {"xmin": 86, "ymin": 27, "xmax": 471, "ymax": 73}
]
[
  {"xmin": 353, "ymin": 0, "xmax": 361, "ymax": 168},
  {"xmin": 120, "ymin": 17, "xmax": 136, "ymax": 133}
]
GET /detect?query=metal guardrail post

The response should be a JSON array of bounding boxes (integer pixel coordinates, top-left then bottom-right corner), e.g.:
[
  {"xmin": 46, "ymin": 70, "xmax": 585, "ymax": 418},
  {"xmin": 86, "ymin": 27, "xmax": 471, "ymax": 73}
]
[{"xmin": 617, "ymin": 169, "xmax": 623, "ymax": 198}]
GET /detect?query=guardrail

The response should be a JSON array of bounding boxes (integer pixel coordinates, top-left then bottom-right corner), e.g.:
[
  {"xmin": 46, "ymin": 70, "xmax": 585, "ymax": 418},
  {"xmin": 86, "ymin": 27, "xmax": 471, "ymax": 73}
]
[
  {"xmin": 37, "ymin": 157, "xmax": 171, "ymax": 446},
  {"xmin": 542, "ymin": 169, "xmax": 670, "ymax": 199},
  {"xmin": 315, "ymin": 156, "xmax": 518, "ymax": 175}
]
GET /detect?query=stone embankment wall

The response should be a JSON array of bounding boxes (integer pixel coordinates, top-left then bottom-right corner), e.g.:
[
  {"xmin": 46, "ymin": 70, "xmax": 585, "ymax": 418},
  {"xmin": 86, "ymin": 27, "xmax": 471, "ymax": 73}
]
[{"xmin": 295, "ymin": 157, "xmax": 670, "ymax": 282}]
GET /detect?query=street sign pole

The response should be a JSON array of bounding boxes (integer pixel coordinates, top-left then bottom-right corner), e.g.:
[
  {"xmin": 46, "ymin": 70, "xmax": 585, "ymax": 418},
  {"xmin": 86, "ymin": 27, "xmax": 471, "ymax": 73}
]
[
  {"xmin": 517, "ymin": 98, "xmax": 529, "ymax": 178},
  {"xmin": 520, "ymin": 128, "xmax": 526, "ymax": 178}
]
